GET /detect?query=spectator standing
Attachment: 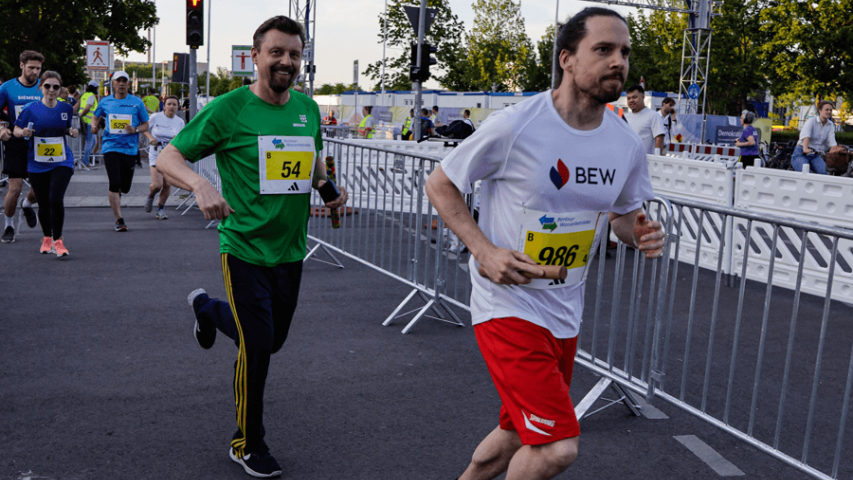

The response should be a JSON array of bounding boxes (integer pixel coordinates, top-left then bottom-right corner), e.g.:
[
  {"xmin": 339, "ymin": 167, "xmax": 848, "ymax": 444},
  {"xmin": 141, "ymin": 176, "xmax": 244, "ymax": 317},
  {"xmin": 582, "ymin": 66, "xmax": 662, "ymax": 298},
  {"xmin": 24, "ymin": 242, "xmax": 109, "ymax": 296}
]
[
  {"xmin": 142, "ymin": 89, "xmax": 160, "ymax": 115},
  {"xmin": 734, "ymin": 110, "xmax": 759, "ymax": 167},
  {"xmin": 420, "ymin": 108, "xmax": 434, "ymax": 140},
  {"xmin": 77, "ymin": 81, "xmax": 99, "ymax": 170},
  {"xmin": 659, "ymin": 97, "xmax": 677, "ymax": 147},
  {"xmin": 431, "ymin": 105, "xmax": 442, "ymax": 127},
  {"xmin": 624, "ymin": 84, "xmax": 665, "ymax": 155},
  {"xmin": 791, "ymin": 100, "xmax": 837, "ymax": 175},
  {"xmin": 358, "ymin": 106, "xmax": 374, "ymax": 139}
]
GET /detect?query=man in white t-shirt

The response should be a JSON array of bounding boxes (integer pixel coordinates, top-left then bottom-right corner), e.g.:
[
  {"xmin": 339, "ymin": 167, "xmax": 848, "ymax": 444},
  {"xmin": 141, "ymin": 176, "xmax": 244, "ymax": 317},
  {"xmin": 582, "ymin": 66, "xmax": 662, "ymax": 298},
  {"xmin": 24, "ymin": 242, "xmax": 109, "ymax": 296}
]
[
  {"xmin": 659, "ymin": 97, "xmax": 677, "ymax": 148},
  {"xmin": 624, "ymin": 84, "xmax": 665, "ymax": 155},
  {"xmin": 425, "ymin": 7, "xmax": 665, "ymax": 480}
]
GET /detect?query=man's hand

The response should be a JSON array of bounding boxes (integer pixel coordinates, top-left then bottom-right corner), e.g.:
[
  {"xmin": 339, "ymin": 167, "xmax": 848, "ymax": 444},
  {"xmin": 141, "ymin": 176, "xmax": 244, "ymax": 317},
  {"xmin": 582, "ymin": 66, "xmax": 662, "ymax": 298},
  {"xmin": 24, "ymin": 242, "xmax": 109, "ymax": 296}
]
[
  {"xmin": 323, "ymin": 183, "xmax": 348, "ymax": 210},
  {"xmin": 125, "ymin": 124, "xmax": 136, "ymax": 134},
  {"xmin": 91, "ymin": 123, "xmax": 99, "ymax": 135},
  {"xmin": 476, "ymin": 246, "xmax": 543, "ymax": 285},
  {"xmin": 0, "ymin": 128, "xmax": 10, "ymax": 141},
  {"xmin": 195, "ymin": 182, "xmax": 234, "ymax": 220},
  {"xmin": 633, "ymin": 212, "xmax": 665, "ymax": 259}
]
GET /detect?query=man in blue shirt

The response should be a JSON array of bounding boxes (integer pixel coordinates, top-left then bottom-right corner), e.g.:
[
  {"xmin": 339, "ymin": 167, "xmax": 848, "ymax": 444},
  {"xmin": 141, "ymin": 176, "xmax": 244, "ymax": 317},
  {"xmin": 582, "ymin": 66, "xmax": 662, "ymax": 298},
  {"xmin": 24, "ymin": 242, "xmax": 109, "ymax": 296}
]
[
  {"xmin": 0, "ymin": 50, "xmax": 44, "ymax": 243},
  {"xmin": 91, "ymin": 71, "xmax": 149, "ymax": 231}
]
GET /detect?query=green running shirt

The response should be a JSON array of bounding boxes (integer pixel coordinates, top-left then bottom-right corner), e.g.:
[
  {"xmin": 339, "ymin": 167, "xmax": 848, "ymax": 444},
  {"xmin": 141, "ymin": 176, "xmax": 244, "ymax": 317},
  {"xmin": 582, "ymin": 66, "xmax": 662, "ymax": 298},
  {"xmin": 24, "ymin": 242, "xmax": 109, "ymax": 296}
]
[{"xmin": 171, "ymin": 86, "xmax": 323, "ymax": 267}]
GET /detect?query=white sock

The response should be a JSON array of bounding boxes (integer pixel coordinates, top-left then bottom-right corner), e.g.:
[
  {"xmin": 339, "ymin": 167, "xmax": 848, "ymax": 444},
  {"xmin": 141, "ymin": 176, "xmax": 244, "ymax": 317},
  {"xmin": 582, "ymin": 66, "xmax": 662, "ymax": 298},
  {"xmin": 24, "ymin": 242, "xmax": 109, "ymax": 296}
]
[
  {"xmin": 22, "ymin": 198, "xmax": 33, "ymax": 208},
  {"xmin": 5, "ymin": 215, "xmax": 13, "ymax": 229}
]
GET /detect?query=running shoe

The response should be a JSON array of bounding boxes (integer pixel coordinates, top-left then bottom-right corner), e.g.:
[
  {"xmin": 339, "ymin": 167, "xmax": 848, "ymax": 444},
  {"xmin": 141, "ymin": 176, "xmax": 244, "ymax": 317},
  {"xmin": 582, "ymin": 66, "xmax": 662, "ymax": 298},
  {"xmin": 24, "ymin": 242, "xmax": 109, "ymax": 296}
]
[
  {"xmin": 144, "ymin": 196, "xmax": 154, "ymax": 213},
  {"xmin": 40, "ymin": 236, "xmax": 53, "ymax": 254},
  {"xmin": 156, "ymin": 208, "xmax": 168, "ymax": 220},
  {"xmin": 188, "ymin": 288, "xmax": 216, "ymax": 349},
  {"xmin": 1, "ymin": 226, "xmax": 14, "ymax": 243},
  {"xmin": 22, "ymin": 205, "xmax": 37, "ymax": 228},
  {"xmin": 53, "ymin": 238, "xmax": 69, "ymax": 257},
  {"xmin": 229, "ymin": 448, "xmax": 282, "ymax": 478},
  {"xmin": 115, "ymin": 218, "xmax": 127, "ymax": 232}
]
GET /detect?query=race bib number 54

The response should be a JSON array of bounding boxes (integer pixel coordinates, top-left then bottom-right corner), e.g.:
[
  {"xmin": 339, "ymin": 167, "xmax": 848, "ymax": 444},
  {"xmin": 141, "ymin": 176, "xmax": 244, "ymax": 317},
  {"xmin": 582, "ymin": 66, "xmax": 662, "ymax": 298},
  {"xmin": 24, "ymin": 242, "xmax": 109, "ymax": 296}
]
[
  {"xmin": 518, "ymin": 208, "xmax": 605, "ymax": 289},
  {"xmin": 258, "ymin": 135, "xmax": 315, "ymax": 194}
]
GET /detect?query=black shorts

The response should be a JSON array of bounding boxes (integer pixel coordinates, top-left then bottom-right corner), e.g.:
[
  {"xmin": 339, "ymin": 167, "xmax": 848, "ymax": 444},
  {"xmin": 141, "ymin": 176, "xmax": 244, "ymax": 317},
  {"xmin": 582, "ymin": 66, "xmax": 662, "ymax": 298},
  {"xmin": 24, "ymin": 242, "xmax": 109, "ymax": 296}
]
[
  {"xmin": 2, "ymin": 138, "xmax": 29, "ymax": 179},
  {"xmin": 104, "ymin": 151, "xmax": 137, "ymax": 194}
]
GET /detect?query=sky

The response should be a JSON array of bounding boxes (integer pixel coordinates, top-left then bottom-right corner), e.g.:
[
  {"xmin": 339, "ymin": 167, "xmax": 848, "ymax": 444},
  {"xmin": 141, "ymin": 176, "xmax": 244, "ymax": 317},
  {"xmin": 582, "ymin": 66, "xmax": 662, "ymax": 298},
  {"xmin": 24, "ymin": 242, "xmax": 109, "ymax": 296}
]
[{"xmin": 123, "ymin": 0, "xmax": 638, "ymax": 90}]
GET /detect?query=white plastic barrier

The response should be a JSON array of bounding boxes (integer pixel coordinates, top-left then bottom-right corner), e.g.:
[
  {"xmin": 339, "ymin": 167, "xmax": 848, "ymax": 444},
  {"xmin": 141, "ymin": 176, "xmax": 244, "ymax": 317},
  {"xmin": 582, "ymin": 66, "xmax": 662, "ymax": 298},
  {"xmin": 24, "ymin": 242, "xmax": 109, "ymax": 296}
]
[
  {"xmin": 647, "ymin": 154, "xmax": 735, "ymax": 272},
  {"xmin": 732, "ymin": 167, "xmax": 853, "ymax": 302},
  {"xmin": 691, "ymin": 144, "xmax": 741, "ymax": 167}
]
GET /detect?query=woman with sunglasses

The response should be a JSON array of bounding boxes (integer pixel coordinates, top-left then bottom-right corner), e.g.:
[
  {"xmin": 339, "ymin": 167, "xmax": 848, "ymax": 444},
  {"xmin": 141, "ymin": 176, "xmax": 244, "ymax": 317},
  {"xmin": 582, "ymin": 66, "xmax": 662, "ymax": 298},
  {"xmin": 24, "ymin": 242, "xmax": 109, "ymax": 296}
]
[{"xmin": 13, "ymin": 71, "xmax": 78, "ymax": 257}]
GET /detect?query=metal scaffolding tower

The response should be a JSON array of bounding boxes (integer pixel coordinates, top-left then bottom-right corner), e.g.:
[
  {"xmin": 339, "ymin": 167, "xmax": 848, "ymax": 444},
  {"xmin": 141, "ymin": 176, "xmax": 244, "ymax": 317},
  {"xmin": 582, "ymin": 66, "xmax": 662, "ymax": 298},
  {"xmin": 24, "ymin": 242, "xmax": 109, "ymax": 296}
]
[
  {"xmin": 290, "ymin": 0, "xmax": 317, "ymax": 97},
  {"xmin": 581, "ymin": 0, "xmax": 721, "ymax": 115}
]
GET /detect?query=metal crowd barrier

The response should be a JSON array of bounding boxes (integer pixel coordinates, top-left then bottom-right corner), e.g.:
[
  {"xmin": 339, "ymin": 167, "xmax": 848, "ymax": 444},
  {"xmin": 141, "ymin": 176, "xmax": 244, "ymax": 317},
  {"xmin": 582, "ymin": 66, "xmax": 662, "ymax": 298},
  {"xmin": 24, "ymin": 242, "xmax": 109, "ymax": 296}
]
[
  {"xmin": 304, "ymin": 138, "xmax": 853, "ymax": 479},
  {"xmin": 306, "ymin": 138, "xmax": 467, "ymax": 333},
  {"xmin": 635, "ymin": 197, "xmax": 853, "ymax": 480}
]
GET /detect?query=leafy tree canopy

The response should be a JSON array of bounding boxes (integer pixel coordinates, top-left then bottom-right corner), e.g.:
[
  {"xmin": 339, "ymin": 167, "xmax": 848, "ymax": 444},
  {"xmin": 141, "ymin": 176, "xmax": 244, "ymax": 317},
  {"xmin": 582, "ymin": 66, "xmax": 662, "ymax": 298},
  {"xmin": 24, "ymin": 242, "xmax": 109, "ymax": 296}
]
[{"xmin": 0, "ymin": 0, "xmax": 157, "ymax": 87}]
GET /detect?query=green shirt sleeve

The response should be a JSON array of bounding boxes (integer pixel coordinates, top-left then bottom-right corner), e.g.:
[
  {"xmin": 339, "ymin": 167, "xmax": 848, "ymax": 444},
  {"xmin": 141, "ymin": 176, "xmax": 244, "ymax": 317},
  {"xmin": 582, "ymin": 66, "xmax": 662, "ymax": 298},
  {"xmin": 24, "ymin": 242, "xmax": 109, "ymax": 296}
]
[
  {"xmin": 170, "ymin": 92, "xmax": 239, "ymax": 162},
  {"xmin": 313, "ymin": 100, "xmax": 323, "ymax": 156}
]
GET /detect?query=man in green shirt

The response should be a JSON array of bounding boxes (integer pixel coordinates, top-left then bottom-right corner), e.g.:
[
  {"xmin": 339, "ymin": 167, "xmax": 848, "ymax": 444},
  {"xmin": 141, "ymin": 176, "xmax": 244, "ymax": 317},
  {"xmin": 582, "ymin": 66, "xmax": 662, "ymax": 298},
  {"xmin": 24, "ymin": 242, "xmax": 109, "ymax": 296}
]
[{"xmin": 157, "ymin": 16, "xmax": 348, "ymax": 479}]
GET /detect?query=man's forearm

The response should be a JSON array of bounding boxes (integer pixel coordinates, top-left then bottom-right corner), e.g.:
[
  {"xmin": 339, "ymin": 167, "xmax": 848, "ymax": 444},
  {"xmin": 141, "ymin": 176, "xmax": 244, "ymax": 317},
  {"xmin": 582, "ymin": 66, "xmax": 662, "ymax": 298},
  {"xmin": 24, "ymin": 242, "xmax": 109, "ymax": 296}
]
[
  {"xmin": 425, "ymin": 167, "xmax": 494, "ymax": 259},
  {"xmin": 655, "ymin": 135, "xmax": 664, "ymax": 150},
  {"xmin": 157, "ymin": 145, "xmax": 207, "ymax": 192},
  {"xmin": 609, "ymin": 209, "xmax": 641, "ymax": 246},
  {"xmin": 311, "ymin": 154, "xmax": 328, "ymax": 189}
]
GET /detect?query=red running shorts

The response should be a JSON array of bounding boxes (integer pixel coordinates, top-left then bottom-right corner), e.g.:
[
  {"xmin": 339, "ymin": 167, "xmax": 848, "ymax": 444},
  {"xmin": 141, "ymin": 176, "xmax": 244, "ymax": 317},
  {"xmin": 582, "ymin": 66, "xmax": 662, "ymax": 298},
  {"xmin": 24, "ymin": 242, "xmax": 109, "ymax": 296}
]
[{"xmin": 474, "ymin": 316, "xmax": 581, "ymax": 446}]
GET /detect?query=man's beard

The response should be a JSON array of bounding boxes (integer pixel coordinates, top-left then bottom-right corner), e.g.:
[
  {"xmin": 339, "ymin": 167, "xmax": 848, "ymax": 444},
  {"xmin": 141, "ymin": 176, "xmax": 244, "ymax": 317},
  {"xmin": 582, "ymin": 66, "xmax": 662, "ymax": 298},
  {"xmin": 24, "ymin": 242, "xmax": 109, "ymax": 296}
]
[
  {"xmin": 575, "ymin": 72, "xmax": 624, "ymax": 105},
  {"xmin": 269, "ymin": 65, "xmax": 296, "ymax": 93}
]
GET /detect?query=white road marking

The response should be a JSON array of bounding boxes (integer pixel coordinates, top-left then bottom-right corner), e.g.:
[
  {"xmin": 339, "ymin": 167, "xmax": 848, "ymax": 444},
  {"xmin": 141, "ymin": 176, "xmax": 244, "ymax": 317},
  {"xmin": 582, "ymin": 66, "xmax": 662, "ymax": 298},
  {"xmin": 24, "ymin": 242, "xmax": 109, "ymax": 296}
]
[{"xmin": 674, "ymin": 435, "xmax": 745, "ymax": 477}]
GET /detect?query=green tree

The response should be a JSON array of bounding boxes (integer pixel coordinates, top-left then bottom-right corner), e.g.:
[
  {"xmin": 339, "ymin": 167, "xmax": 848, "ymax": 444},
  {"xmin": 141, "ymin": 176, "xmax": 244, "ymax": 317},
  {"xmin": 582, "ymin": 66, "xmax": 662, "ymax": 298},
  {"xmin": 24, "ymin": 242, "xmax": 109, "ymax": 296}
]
[
  {"xmin": 705, "ymin": 0, "xmax": 771, "ymax": 114},
  {"xmin": 626, "ymin": 0, "xmax": 770, "ymax": 115},
  {"xmin": 626, "ymin": 10, "xmax": 685, "ymax": 93},
  {"xmin": 520, "ymin": 24, "xmax": 555, "ymax": 92},
  {"xmin": 317, "ymin": 82, "xmax": 360, "ymax": 95},
  {"xmin": 363, "ymin": 0, "xmax": 471, "ymax": 91},
  {"xmin": 466, "ymin": 0, "xmax": 534, "ymax": 92},
  {"xmin": 760, "ymin": 0, "xmax": 853, "ymax": 105},
  {"xmin": 0, "ymin": 0, "xmax": 157, "ymax": 87}
]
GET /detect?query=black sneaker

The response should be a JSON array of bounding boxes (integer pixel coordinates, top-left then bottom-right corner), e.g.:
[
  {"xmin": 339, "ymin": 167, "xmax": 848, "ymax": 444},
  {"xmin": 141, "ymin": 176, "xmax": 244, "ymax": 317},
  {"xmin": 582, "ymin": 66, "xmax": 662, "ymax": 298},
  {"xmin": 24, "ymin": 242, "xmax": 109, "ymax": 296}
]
[
  {"xmin": 1, "ymin": 226, "xmax": 14, "ymax": 243},
  {"xmin": 188, "ymin": 288, "xmax": 216, "ymax": 349},
  {"xmin": 229, "ymin": 448, "xmax": 282, "ymax": 478},
  {"xmin": 115, "ymin": 218, "xmax": 127, "ymax": 232},
  {"xmin": 22, "ymin": 205, "xmax": 37, "ymax": 228}
]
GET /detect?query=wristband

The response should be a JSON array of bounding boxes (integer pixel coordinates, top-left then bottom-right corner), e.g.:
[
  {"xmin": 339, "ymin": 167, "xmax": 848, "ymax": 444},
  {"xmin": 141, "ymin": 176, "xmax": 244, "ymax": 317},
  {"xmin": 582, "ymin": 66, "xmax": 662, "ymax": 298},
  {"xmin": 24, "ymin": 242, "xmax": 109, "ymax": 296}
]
[{"xmin": 319, "ymin": 179, "xmax": 341, "ymax": 203}]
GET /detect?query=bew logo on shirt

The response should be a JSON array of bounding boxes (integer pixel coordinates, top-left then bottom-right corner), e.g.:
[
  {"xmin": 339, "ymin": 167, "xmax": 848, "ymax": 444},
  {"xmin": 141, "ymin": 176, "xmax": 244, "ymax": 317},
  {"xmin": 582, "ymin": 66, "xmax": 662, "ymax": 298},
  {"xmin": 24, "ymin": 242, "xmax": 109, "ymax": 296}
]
[{"xmin": 551, "ymin": 158, "xmax": 616, "ymax": 188}]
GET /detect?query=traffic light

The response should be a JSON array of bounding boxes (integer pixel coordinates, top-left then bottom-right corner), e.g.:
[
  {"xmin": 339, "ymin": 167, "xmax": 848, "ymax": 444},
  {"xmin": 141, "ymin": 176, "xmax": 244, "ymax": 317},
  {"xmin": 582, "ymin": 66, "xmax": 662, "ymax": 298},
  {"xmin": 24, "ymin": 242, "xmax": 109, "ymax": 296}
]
[
  {"xmin": 186, "ymin": 0, "xmax": 204, "ymax": 48},
  {"xmin": 420, "ymin": 43, "xmax": 437, "ymax": 81},
  {"xmin": 409, "ymin": 42, "xmax": 438, "ymax": 82}
]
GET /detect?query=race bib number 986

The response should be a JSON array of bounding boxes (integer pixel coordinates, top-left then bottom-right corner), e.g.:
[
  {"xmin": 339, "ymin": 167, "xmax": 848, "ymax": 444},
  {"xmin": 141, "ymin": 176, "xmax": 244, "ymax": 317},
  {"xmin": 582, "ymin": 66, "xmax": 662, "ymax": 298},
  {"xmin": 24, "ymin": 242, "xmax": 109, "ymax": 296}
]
[{"xmin": 517, "ymin": 209, "xmax": 604, "ymax": 289}]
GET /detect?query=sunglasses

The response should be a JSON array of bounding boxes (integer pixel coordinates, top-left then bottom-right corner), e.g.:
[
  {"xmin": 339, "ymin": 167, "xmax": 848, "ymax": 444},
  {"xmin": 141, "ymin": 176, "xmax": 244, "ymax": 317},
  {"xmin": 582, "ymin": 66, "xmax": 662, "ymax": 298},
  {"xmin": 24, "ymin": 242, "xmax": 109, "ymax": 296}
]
[{"xmin": 43, "ymin": 84, "xmax": 61, "ymax": 91}]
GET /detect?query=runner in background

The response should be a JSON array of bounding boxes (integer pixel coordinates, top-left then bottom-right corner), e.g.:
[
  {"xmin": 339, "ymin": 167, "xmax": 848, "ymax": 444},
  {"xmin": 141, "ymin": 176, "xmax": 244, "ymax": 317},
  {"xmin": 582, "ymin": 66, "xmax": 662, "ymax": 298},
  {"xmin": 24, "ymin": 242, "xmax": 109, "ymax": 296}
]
[
  {"xmin": 90, "ymin": 71, "xmax": 149, "ymax": 232},
  {"xmin": 0, "ymin": 50, "xmax": 43, "ymax": 243},
  {"xmin": 13, "ymin": 71, "xmax": 77, "ymax": 256},
  {"xmin": 143, "ymin": 95, "xmax": 184, "ymax": 219}
]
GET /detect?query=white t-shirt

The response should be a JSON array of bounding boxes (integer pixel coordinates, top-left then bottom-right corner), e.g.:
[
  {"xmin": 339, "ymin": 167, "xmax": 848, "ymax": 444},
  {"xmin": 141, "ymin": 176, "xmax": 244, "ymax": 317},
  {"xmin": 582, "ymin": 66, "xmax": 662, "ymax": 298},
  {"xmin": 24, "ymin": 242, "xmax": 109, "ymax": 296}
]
[
  {"xmin": 625, "ymin": 107, "xmax": 666, "ymax": 154},
  {"xmin": 797, "ymin": 117, "xmax": 837, "ymax": 152},
  {"xmin": 147, "ymin": 112, "xmax": 185, "ymax": 166},
  {"xmin": 440, "ymin": 91, "xmax": 655, "ymax": 338},
  {"xmin": 659, "ymin": 111, "xmax": 675, "ymax": 146}
]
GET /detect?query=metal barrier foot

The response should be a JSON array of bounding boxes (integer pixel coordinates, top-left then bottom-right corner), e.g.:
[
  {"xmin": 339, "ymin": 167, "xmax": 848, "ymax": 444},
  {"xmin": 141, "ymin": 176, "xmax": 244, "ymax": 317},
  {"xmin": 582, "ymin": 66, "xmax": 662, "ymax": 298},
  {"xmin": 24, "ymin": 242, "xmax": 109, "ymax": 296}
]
[
  {"xmin": 304, "ymin": 242, "xmax": 345, "ymax": 268},
  {"xmin": 383, "ymin": 289, "xmax": 465, "ymax": 334},
  {"xmin": 575, "ymin": 376, "xmax": 642, "ymax": 420}
]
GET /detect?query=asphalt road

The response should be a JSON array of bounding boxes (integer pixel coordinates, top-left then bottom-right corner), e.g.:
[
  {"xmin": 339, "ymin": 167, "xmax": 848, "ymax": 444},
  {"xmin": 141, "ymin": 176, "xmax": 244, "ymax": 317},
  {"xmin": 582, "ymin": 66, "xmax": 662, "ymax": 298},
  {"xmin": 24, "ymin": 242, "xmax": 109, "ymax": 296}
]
[{"xmin": 0, "ymin": 206, "xmax": 830, "ymax": 480}]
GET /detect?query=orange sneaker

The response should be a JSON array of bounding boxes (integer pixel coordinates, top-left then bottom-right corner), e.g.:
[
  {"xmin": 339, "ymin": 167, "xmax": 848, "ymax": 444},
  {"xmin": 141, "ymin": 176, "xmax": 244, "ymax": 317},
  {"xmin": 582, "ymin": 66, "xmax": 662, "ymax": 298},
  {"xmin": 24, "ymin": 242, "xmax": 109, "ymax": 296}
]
[
  {"xmin": 40, "ymin": 237, "xmax": 53, "ymax": 254},
  {"xmin": 54, "ymin": 238, "xmax": 69, "ymax": 257}
]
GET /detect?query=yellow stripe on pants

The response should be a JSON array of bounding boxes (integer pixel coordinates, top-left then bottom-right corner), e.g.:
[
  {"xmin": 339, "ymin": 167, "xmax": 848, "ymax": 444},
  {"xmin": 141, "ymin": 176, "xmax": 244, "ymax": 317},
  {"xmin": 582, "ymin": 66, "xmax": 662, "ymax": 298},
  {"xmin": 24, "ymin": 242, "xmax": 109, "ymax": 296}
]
[{"xmin": 222, "ymin": 253, "xmax": 249, "ymax": 456}]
